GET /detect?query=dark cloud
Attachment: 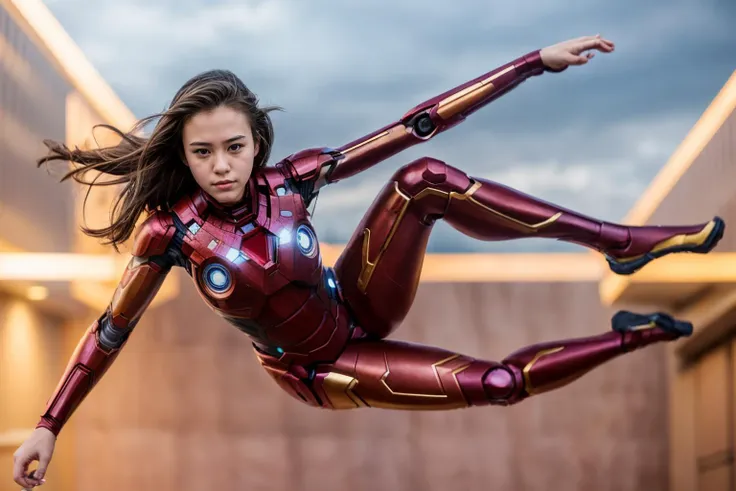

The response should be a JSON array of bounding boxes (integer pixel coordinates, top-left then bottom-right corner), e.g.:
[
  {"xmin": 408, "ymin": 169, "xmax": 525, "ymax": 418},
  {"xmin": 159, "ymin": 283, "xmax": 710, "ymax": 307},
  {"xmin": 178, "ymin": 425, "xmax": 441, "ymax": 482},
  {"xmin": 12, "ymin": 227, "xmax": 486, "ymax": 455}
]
[{"xmin": 44, "ymin": 0, "xmax": 735, "ymax": 252}]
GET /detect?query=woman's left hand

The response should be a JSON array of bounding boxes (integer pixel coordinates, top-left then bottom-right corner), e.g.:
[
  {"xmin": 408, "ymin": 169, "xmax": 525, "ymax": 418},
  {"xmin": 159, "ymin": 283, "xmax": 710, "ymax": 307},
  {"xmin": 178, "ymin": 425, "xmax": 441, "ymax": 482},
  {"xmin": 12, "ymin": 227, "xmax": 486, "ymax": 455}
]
[{"xmin": 540, "ymin": 34, "xmax": 615, "ymax": 71}]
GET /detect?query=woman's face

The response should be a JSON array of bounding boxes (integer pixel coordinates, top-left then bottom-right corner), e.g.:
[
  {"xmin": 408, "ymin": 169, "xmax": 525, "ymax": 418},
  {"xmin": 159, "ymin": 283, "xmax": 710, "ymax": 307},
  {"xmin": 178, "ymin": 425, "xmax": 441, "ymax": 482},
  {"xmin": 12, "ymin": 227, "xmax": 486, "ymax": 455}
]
[{"xmin": 182, "ymin": 105, "xmax": 260, "ymax": 206}]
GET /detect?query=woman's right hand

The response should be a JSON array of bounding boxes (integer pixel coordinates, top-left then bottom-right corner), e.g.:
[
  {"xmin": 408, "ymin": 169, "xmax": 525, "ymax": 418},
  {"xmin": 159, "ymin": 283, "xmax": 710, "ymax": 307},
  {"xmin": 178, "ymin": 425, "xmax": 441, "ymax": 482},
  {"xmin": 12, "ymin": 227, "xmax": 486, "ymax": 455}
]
[
  {"xmin": 13, "ymin": 428, "xmax": 56, "ymax": 488},
  {"xmin": 540, "ymin": 34, "xmax": 615, "ymax": 71}
]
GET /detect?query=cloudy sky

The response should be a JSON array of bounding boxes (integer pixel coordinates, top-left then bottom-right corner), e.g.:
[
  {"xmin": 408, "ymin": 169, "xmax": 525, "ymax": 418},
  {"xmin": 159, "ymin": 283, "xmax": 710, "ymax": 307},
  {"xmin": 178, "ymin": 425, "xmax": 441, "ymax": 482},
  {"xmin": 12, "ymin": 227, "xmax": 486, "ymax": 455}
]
[{"xmin": 45, "ymin": 0, "xmax": 735, "ymax": 253}]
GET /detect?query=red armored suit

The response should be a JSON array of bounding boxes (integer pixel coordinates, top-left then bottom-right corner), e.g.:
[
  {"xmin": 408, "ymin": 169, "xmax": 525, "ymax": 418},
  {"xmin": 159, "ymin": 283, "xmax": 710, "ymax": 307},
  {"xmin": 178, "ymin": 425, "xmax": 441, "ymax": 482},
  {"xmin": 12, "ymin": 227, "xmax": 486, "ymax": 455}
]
[{"xmin": 37, "ymin": 49, "xmax": 722, "ymax": 435}]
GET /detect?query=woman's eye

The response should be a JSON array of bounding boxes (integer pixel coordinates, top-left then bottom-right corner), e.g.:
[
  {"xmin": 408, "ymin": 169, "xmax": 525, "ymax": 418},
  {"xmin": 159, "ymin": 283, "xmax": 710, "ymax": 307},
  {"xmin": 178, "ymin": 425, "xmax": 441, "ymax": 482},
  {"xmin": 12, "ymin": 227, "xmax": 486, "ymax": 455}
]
[
  {"xmin": 194, "ymin": 148, "xmax": 209, "ymax": 156},
  {"xmin": 229, "ymin": 143, "xmax": 243, "ymax": 152}
]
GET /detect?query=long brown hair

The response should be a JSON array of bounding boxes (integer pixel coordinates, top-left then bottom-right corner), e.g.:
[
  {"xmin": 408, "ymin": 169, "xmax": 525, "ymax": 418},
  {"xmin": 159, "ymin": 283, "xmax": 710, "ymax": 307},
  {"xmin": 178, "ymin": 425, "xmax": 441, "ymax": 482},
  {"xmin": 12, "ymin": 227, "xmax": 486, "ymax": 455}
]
[{"xmin": 39, "ymin": 69, "xmax": 281, "ymax": 250}]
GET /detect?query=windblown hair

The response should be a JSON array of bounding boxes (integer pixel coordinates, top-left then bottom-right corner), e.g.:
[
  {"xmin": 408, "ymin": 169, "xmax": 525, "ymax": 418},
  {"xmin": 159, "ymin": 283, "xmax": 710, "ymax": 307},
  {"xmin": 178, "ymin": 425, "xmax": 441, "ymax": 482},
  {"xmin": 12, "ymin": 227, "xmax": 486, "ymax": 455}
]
[{"xmin": 39, "ymin": 69, "xmax": 281, "ymax": 250}]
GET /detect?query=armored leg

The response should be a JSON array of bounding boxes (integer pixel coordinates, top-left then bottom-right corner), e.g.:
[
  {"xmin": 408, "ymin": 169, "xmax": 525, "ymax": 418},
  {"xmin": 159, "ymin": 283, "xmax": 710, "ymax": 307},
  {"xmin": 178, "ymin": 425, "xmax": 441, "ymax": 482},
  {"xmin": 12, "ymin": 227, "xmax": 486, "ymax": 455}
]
[
  {"xmin": 255, "ymin": 310, "xmax": 692, "ymax": 409},
  {"xmin": 335, "ymin": 156, "xmax": 721, "ymax": 339}
]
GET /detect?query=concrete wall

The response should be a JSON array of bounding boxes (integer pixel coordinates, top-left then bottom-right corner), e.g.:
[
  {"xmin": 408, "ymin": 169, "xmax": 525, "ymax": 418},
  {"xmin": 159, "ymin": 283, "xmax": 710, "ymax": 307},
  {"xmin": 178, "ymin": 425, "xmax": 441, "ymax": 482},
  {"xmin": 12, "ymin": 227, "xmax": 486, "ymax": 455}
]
[
  {"xmin": 645, "ymin": 105, "xmax": 736, "ymax": 491},
  {"xmin": 0, "ymin": 292, "xmax": 78, "ymax": 491},
  {"xmin": 57, "ymin": 278, "xmax": 668, "ymax": 491},
  {"xmin": 0, "ymin": 4, "xmax": 117, "ymax": 490},
  {"xmin": 0, "ymin": 2, "xmax": 73, "ymax": 253},
  {"xmin": 0, "ymin": 5, "xmax": 76, "ymax": 491}
]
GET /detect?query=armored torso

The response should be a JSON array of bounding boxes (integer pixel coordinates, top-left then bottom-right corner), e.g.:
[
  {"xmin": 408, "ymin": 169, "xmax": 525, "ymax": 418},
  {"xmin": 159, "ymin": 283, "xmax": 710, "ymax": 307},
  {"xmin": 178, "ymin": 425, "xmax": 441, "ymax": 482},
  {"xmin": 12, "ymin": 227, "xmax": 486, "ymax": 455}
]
[{"xmin": 162, "ymin": 164, "xmax": 353, "ymax": 366}]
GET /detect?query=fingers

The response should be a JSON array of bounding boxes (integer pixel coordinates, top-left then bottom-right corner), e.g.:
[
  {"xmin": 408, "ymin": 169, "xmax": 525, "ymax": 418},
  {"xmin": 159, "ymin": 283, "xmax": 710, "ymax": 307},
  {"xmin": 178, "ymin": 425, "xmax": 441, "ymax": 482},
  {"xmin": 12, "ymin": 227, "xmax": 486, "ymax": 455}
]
[
  {"xmin": 572, "ymin": 35, "xmax": 615, "ymax": 54},
  {"xmin": 15, "ymin": 470, "xmax": 43, "ymax": 489},
  {"xmin": 35, "ymin": 453, "xmax": 51, "ymax": 481},
  {"xmin": 13, "ymin": 456, "xmax": 33, "ymax": 488},
  {"xmin": 563, "ymin": 52, "xmax": 591, "ymax": 66},
  {"xmin": 12, "ymin": 453, "xmax": 28, "ymax": 486},
  {"xmin": 28, "ymin": 469, "xmax": 46, "ymax": 487},
  {"xmin": 13, "ymin": 454, "xmax": 44, "ymax": 488}
]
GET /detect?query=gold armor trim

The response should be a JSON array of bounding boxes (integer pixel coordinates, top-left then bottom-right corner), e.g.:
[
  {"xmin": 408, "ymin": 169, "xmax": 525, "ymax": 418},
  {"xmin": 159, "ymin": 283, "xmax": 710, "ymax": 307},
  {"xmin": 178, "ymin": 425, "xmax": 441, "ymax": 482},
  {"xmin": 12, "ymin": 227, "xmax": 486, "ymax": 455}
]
[
  {"xmin": 341, "ymin": 130, "xmax": 390, "ymax": 154},
  {"xmin": 322, "ymin": 372, "xmax": 368, "ymax": 409},
  {"xmin": 436, "ymin": 65, "xmax": 514, "ymax": 119},
  {"xmin": 631, "ymin": 321, "xmax": 657, "ymax": 331},
  {"xmin": 612, "ymin": 219, "xmax": 716, "ymax": 264},
  {"xmin": 373, "ymin": 353, "xmax": 471, "ymax": 410},
  {"xmin": 522, "ymin": 346, "xmax": 564, "ymax": 396},
  {"xmin": 380, "ymin": 353, "xmax": 457, "ymax": 398},
  {"xmin": 339, "ymin": 125, "xmax": 411, "ymax": 164},
  {"xmin": 413, "ymin": 181, "xmax": 563, "ymax": 232},
  {"xmin": 358, "ymin": 182, "xmax": 411, "ymax": 292},
  {"xmin": 358, "ymin": 179, "xmax": 561, "ymax": 291}
]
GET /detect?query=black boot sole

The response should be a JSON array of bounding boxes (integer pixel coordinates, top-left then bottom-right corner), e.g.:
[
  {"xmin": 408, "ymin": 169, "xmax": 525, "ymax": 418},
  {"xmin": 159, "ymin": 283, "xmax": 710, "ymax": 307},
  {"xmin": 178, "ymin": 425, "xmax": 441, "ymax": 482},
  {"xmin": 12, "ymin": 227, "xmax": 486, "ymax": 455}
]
[{"xmin": 611, "ymin": 310, "xmax": 693, "ymax": 337}]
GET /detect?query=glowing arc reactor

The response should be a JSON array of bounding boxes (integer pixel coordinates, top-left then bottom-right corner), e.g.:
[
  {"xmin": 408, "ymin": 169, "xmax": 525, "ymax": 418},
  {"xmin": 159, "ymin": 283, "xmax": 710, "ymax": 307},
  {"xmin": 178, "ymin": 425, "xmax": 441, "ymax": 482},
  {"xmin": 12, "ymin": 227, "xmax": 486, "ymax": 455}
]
[
  {"xmin": 202, "ymin": 263, "xmax": 232, "ymax": 293},
  {"xmin": 296, "ymin": 224, "xmax": 317, "ymax": 257}
]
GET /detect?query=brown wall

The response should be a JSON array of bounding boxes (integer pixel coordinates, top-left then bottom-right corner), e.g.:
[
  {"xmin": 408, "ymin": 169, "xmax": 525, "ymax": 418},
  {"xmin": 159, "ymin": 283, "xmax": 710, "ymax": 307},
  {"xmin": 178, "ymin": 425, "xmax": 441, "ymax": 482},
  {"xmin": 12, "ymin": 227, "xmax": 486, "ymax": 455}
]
[
  {"xmin": 640, "ymin": 94, "xmax": 736, "ymax": 491},
  {"xmin": 0, "ymin": 292, "xmax": 77, "ymax": 491},
  {"xmin": 664, "ymin": 334, "xmax": 735, "ymax": 491},
  {"xmin": 692, "ymin": 340, "xmax": 735, "ymax": 490},
  {"xmin": 55, "ymin": 275, "xmax": 669, "ymax": 491},
  {"xmin": 0, "ymin": 6, "xmax": 81, "ymax": 491}
]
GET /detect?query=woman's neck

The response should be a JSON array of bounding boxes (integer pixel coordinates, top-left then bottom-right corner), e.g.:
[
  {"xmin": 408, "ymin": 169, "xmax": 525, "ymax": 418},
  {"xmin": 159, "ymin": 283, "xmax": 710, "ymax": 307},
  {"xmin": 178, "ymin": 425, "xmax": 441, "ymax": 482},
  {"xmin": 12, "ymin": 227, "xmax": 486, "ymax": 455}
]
[{"xmin": 197, "ymin": 183, "xmax": 257, "ymax": 226}]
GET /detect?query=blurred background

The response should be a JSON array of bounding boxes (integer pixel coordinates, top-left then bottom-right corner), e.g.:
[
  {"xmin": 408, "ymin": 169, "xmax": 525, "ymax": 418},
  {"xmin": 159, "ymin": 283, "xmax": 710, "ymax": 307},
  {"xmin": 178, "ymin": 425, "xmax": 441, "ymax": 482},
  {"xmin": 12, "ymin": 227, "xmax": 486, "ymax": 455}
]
[{"xmin": 0, "ymin": 0, "xmax": 734, "ymax": 489}]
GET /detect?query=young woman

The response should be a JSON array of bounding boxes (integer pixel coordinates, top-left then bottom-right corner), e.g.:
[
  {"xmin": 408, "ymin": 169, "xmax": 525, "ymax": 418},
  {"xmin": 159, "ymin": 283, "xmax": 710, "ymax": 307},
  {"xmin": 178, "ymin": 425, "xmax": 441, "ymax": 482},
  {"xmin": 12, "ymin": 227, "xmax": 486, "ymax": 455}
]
[{"xmin": 13, "ymin": 34, "xmax": 724, "ymax": 488}]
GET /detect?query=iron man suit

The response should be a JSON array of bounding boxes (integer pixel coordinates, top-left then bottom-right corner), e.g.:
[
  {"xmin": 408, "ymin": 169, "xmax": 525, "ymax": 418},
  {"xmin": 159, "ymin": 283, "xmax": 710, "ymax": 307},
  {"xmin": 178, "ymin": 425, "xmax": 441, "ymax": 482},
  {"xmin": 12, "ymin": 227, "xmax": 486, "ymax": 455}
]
[{"xmin": 37, "ymin": 49, "xmax": 724, "ymax": 435}]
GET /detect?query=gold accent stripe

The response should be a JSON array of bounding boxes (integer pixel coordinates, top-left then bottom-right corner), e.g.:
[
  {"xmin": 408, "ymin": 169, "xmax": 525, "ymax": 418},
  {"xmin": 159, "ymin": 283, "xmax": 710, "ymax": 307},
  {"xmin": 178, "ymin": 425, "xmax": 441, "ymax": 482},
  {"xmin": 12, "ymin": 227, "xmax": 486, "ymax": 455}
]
[
  {"xmin": 412, "ymin": 181, "xmax": 562, "ymax": 231},
  {"xmin": 358, "ymin": 179, "xmax": 563, "ymax": 291},
  {"xmin": 379, "ymin": 352, "xmax": 459, "ymax": 399},
  {"xmin": 341, "ymin": 130, "xmax": 390, "ymax": 155},
  {"xmin": 322, "ymin": 372, "xmax": 367, "ymax": 409},
  {"xmin": 611, "ymin": 220, "xmax": 716, "ymax": 264},
  {"xmin": 651, "ymin": 220, "xmax": 715, "ymax": 253},
  {"xmin": 522, "ymin": 347, "xmax": 564, "ymax": 395},
  {"xmin": 631, "ymin": 321, "xmax": 657, "ymax": 331},
  {"xmin": 358, "ymin": 182, "xmax": 411, "ymax": 292},
  {"xmin": 437, "ymin": 65, "xmax": 515, "ymax": 119},
  {"xmin": 455, "ymin": 181, "xmax": 562, "ymax": 230},
  {"xmin": 450, "ymin": 363, "xmax": 472, "ymax": 405}
]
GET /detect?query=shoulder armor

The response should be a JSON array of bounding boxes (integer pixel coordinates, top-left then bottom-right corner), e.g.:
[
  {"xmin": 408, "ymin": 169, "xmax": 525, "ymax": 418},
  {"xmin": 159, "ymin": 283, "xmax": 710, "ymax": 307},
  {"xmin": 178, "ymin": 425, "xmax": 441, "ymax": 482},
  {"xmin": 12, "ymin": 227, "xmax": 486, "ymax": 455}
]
[
  {"xmin": 132, "ymin": 211, "xmax": 177, "ymax": 258},
  {"xmin": 253, "ymin": 165, "xmax": 289, "ymax": 194},
  {"xmin": 170, "ymin": 191, "xmax": 207, "ymax": 226},
  {"xmin": 284, "ymin": 147, "xmax": 338, "ymax": 182}
]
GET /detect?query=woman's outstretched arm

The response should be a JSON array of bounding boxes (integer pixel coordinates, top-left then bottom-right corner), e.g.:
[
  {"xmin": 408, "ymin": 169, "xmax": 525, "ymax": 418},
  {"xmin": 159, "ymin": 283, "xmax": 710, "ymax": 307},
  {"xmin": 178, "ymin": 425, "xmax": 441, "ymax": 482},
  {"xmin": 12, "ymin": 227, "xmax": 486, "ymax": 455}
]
[
  {"xmin": 37, "ymin": 212, "xmax": 182, "ymax": 435},
  {"xmin": 13, "ymin": 211, "xmax": 183, "ymax": 488},
  {"xmin": 280, "ymin": 35, "xmax": 614, "ymax": 195}
]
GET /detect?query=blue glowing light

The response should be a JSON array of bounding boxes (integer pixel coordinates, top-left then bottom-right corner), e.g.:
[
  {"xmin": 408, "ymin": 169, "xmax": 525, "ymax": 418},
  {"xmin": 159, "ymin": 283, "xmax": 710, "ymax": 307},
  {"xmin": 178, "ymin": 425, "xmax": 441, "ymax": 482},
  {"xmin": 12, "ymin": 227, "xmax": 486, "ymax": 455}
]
[
  {"xmin": 202, "ymin": 263, "xmax": 231, "ymax": 293},
  {"xmin": 296, "ymin": 224, "xmax": 317, "ymax": 257}
]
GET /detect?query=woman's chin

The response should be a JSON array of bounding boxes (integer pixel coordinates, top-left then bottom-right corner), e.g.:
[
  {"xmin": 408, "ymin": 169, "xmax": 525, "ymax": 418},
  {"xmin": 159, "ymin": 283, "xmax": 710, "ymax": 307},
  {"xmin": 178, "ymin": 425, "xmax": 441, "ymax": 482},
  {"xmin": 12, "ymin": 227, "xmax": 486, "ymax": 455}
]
[{"xmin": 208, "ymin": 186, "xmax": 245, "ymax": 206}]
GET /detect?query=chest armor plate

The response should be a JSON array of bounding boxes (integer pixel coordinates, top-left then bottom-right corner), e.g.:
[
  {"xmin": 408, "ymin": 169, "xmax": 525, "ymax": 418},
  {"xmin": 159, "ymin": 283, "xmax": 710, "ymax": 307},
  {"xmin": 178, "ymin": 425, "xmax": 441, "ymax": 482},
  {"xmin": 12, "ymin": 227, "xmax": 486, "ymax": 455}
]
[{"xmin": 176, "ymin": 185, "xmax": 323, "ymax": 320}]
